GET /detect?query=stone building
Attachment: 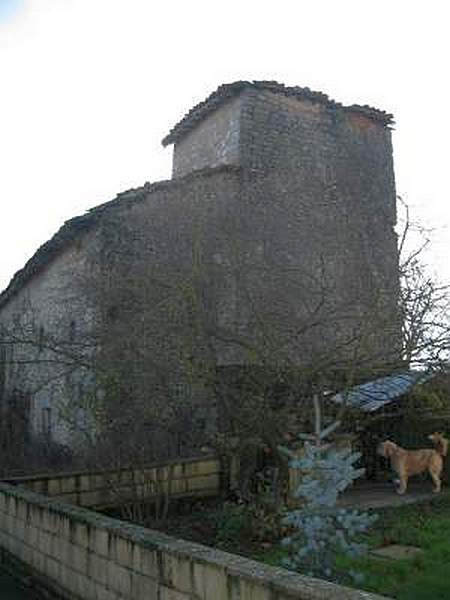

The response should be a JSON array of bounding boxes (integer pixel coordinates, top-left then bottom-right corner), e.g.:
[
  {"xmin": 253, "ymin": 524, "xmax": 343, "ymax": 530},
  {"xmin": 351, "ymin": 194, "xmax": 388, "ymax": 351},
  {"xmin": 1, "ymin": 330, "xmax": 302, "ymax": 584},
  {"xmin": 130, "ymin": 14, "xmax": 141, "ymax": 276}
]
[{"xmin": 0, "ymin": 81, "xmax": 400, "ymax": 455}]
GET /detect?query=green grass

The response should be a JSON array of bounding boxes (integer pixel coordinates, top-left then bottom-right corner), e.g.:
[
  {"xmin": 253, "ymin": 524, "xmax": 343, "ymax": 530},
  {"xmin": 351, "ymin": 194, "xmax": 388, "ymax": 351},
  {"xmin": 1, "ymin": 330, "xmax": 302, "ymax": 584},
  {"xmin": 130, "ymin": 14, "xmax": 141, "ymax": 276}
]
[
  {"xmin": 340, "ymin": 492, "xmax": 450, "ymax": 599},
  {"xmin": 257, "ymin": 492, "xmax": 450, "ymax": 599},
  {"xmin": 147, "ymin": 493, "xmax": 450, "ymax": 598}
]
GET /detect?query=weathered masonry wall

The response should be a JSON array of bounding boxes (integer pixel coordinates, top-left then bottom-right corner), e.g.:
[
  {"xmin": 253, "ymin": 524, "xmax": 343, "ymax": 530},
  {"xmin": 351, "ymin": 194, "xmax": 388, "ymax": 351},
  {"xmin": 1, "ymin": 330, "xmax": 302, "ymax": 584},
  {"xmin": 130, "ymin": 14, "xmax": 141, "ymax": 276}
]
[
  {"xmin": 172, "ymin": 96, "xmax": 242, "ymax": 177},
  {"xmin": 3, "ymin": 452, "xmax": 309, "ymax": 511},
  {"xmin": 169, "ymin": 86, "xmax": 400, "ymax": 366},
  {"xmin": 0, "ymin": 227, "xmax": 100, "ymax": 448},
  {"xmin": 5, "ymin": 456, "xmax": 221, "ymax": 509},
  {"xmin": 235, "ymin": 89, "xmax": 399, "ymax": 364},
  {"xmin": 0, "ymin": 482, "xmax": 389, "ymax": 600}
]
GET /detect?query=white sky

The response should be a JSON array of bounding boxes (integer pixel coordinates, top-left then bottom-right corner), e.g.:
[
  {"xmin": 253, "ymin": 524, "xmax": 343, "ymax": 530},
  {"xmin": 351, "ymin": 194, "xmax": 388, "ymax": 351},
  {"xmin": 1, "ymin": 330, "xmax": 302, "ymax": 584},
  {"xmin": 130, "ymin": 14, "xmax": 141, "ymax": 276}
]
[{"xmin": 0, "ymin": 0, "xmax": 449, "ymax": 292}]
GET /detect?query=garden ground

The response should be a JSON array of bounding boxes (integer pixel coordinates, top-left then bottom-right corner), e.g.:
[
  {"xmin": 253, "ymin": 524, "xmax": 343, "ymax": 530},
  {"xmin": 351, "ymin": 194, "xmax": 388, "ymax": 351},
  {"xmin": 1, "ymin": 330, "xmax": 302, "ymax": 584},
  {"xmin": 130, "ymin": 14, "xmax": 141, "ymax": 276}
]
[
  {"xmin": 143, "ymin": 481, "xmax": 450, "ymax": 600},
  {"xmin": 337, "ymin": 486, "xmax": 450, "ymax": 599}
]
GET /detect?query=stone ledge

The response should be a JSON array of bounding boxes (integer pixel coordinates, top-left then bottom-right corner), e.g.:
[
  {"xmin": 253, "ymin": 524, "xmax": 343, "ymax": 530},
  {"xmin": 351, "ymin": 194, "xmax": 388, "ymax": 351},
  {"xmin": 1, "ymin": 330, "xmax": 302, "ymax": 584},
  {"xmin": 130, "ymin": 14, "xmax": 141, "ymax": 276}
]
[{"xmin": 0, "ymin": 482, "xmax": 390, "ymax": 599}]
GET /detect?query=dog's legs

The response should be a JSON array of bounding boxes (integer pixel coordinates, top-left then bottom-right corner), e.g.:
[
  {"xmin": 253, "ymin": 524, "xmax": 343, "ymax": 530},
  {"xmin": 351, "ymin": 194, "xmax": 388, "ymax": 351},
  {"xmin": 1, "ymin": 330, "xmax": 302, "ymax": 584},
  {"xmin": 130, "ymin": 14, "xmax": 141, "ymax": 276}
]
[
  {"xmin": 397, "ymin": 472, "xmax": 408, "ymax": 494},
  {"xmin": 430, "ymin": 469, "xmax": 441, "ymax": 493}
]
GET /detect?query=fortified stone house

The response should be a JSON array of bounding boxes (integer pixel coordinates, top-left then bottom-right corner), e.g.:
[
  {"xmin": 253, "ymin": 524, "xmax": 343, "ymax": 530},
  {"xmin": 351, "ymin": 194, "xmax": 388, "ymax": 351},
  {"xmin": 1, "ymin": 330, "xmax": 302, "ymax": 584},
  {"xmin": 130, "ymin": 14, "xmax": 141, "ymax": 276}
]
[{"xmin": 0, "ymin": 81, "xmax": 400, "ymax": 452}]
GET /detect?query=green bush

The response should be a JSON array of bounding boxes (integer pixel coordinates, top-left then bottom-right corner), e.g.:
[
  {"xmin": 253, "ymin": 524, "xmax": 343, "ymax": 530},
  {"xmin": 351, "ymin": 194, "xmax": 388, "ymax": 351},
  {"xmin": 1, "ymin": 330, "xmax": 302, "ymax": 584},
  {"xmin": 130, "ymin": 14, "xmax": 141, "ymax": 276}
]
[
  {"xmin": 216, "ymin": 503, "xmax": 252, "ymax": 544},
  {"xmin": 215, "ymin": 501, "xmax": 283, "ymax": 546}
]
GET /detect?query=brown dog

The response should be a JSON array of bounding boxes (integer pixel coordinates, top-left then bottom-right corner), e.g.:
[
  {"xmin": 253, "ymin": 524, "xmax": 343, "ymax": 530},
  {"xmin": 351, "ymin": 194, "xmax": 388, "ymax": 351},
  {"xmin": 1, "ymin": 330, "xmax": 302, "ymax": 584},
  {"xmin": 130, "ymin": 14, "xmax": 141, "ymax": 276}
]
[
  {"xmin": 428, "ymin": 432, "xmax": 448, "ymax": 457},
  {"xmin": 377, "ymin": 438, "xmax": 445, "ymax": 495}
]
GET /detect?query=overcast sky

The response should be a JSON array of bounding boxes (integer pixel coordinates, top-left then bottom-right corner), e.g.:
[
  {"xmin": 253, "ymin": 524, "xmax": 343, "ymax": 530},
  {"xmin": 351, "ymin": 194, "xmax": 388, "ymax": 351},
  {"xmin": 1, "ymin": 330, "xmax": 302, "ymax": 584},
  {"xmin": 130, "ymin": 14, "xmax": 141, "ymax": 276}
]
[{"xmin": 1, "ymin": 0, "xmax": 449, "ymax": 292}]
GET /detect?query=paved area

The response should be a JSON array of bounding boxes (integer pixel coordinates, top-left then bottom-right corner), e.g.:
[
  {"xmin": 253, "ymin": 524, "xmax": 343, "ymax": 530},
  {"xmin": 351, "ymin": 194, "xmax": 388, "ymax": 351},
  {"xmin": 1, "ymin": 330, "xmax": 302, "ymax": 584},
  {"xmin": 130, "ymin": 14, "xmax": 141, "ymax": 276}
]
[{"xmin": 338, "ymin": 480, "xmax": 446, "ymax": 511}]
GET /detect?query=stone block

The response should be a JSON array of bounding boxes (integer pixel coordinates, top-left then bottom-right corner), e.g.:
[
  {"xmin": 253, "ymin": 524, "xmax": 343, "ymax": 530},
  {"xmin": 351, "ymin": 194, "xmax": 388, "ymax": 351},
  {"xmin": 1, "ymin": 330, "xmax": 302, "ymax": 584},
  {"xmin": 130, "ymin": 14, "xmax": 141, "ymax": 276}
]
[
  {"xmin": 73, "ymin": 522, "xmax": 90, "ymax": 548},
  {"xmin": 24, "ymin": 523, "xmax": 38, "ymax": 547},
  {"xmin": 7, "ymin": 495, "xmax": 17, "ymax": 517},
  {"xmin": 59, "ymin": 563, "xmax": 75, "ymax": 588},
  {"xmin": 72, "ymin": 543, "xmax": 89, "ymax": 574},
  {"xmin": 191, "ymin": 562, "xmax": 206, "ymax": 598},
  {"xmin": 4, "ymin": 513, "xmax": 13, "ymax": 534},
  {"xmin": 90, "ymin": 527, "xmax": 109, "ymax": 557},
  {"xmin": 47, "ymin": 479, "xmax": 62, "ymax": 496},
  {"xmin": 161, "ymin": 553, "xmax": 192, "ymax": 595},
  {"xmin": 58, "ymin": 515, "xmax": 72, "ymax": 540},
  {"xmin": 90, "ymin": 474, "xmax": 103, "ymax": 488},
  {"xmin": 113, "ymin": 535, "xmax": 135, "ymax": 569},
  {"xmin": 17, "ymin": 499, "xmax": 27, "ymax": 521},
  {"xmin": 15, "ymin": 518, "xmax": 25, "ymax": 540},
  {"xmin": 80, "ymin": 489, "xmax": 103, "ymax": 507},
  {"xmin": 202, "ymin": 564, "xmax": 229, "ymax": 600},
  {"xmin": 169, "ymin": 479, "xmax": 187, "ymax": 495},
  {"xmin": 39, "ymin": 530, "xmax": 53, "ymax": 556},
  {"xmin": 158, "ymin": 585, "xmax": 191, "ymax": 600},
  {"xmin": 30, "ymin": 505, "xmax": 43, "ymax": 529},
  {"xmin": 0, "ymin": 530, "xmax": 9, "ymax": 548},
  {"xmin": 132, "ymin": 541, "xmax": 142, "ymax": 570},
  {"xmin": 15, "ymin": 540, "xmax": 28, "ymax": 563},
  {"xmin": 95, "ymin": 584, "xmax": 121, "ymax": 600},
  {"xmin": 32, "ymin": 548, "xmax": 46, "ymax": 573},
  {"xmin": 107, "ymin": 560, "xmax": 132, "ymax": 597},
  {"xmin": 79, "ymin": 475, "xmax": 91, "ymax": 491},
  {"xmin": 60, "ymin": 477, "xmax": 77, "ymax": 494},
  {"xmin": 88, "ymin": 553, "xmax": 110, "ymax": 586},
  {"xmin": 131, "ymin": 572, "xmax": 159, "ymax": 597},
  {"xmin": 117, "ymin": 470, "xmax": 134, "ymax": 485},
  {"xmin": 44, "ymin": 556, "xmax": 61, "ymax": 583},
  {"xmin": 70, "ymin": 570, "xmax": 94, "ymax": 599},
  {"xmin": 139, "ymin": 547, "xmax": 159, "ymax": 579},
  {"xmin": 239, "ymin": 579, "xmax": 273, "ymax": 600},
  {"xmin": 42, "ymin": 511, "xmax": 53, "ymax": 533},
  {"xmin": 187, "ymin": 474, "xmax": 220, "ymax": 492}
]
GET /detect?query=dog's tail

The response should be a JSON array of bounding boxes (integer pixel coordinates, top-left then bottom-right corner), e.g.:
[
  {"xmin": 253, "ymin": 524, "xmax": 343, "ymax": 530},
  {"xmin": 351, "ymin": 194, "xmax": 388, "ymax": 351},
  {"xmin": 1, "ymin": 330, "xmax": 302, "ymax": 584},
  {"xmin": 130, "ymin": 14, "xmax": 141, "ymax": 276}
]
[{"xmin": 430, "ymin": 434, "xmax": 449, "ymax": 457}]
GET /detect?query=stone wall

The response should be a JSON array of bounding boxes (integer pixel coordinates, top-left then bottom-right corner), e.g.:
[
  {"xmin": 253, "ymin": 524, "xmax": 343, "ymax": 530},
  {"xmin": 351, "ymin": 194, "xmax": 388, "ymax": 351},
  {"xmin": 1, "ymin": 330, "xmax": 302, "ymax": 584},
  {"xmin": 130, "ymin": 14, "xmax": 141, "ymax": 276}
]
[
  {"xmin": 169, "ymin": 85, "xmax": 400, "ymax": 366},
  {"xmin": 172, "ymin": 96, "xmax": 242, "ymax": 177},
  {"xmin": 94, "ymin": 167, "xmax": 242, "ymax": 443},
  {"xmin": 0, "ymin": 168, "xmax": 243, "ymax": 454},
  {"xmin": 0, "ymin": 482, "xmax": 389, "ymax": 600},
  {"xmin": 0, "ymin": 82, "xmax": 401, "ymax": 458},
  {"xmin": 236, "ymin": 88, "xmax": 399, "ymax": 364},
  {"xmin": 4, "ymin": 456, "xmax": 221, "ymax": 510},
  {"xmin": 0, "ymin": 227, "xmax": 100, "ymax": 448}
]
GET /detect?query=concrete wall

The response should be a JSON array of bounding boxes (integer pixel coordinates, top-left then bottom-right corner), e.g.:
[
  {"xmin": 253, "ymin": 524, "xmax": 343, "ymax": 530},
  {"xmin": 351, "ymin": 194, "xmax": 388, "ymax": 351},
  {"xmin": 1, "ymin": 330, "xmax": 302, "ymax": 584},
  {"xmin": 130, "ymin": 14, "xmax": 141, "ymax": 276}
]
[
  {"xmin": 0, "ymin": 482, "xmax": 389, "ymax": 600},
  {"xmin": 4, "ymin": 456, "xmax": 221, "ymax": 510}
]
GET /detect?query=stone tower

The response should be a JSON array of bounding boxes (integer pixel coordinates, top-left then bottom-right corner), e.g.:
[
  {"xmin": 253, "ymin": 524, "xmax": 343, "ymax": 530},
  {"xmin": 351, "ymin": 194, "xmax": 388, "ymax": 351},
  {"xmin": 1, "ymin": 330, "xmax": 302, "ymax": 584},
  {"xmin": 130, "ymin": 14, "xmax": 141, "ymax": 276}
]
[{"xmin": 163, "ymin": 81, "xmax": 400, "ymax": 368}]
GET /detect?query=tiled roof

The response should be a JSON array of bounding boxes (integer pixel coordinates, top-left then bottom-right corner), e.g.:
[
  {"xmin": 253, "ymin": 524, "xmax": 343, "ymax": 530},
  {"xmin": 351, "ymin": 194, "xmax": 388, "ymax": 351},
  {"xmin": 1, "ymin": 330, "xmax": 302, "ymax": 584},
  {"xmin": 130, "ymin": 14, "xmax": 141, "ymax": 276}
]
[
  {"xmin": 162, "ymin": 80, "xmax": 394, "ymax": 146},
  {"xmin": 0, "ymin": 193, "xmax": 141, "ymax": 310}
]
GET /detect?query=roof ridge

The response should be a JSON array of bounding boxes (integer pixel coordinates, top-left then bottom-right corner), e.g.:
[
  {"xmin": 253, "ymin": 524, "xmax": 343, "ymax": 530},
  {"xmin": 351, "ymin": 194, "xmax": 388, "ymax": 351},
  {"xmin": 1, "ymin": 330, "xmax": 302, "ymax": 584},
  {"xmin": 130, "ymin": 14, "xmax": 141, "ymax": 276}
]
[
  {"xmin": 162, "ymin": 80, "xmax": 394, "ymax": 147},
  {"xmin": 0, "ymin": 165, "xmax": 241, "ymax": 309}
]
